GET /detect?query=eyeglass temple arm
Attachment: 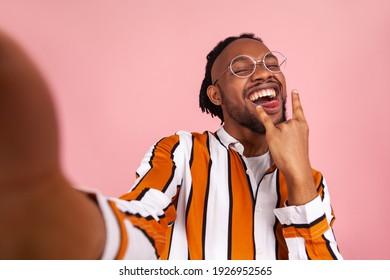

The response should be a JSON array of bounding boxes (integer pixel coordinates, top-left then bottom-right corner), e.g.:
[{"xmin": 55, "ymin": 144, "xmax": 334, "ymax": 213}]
[{"xmin": 212, "ymin": 67, "xmax": 229, "ymax": 86}]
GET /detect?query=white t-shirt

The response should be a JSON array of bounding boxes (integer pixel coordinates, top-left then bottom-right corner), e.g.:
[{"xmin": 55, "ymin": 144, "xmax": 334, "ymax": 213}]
[{"xmin": 245, "ymin": 151, "xmax": 272, "ymax": 193}]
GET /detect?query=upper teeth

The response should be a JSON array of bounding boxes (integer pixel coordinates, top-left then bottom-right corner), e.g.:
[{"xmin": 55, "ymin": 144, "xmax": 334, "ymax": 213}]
[{"xmin": 249, "ymin": 88, "xmax": 276, "ymax": 102}]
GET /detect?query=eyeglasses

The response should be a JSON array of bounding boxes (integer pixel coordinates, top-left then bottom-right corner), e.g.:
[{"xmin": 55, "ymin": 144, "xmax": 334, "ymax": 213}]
[{"xmin": 213, "ymin": 51, "xmax": 287, "ymax": 85}]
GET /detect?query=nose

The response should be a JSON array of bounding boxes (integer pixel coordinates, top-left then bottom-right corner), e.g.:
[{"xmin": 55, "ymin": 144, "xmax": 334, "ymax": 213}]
[{"xmin": 250, "ymin": 62, "xmax": 273, "ymax": 82}]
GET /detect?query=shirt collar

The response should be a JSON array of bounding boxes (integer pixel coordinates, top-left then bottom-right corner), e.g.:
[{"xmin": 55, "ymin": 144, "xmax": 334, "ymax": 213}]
[{"xmin": 215, "ymin": 126, "xmax": 245, "ymax": 155}]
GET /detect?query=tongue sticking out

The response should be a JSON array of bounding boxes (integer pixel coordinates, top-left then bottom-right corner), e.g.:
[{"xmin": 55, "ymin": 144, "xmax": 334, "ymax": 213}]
[{"xmin": 257, "ymin": 99, "xmax": 280, "ymax": 114}]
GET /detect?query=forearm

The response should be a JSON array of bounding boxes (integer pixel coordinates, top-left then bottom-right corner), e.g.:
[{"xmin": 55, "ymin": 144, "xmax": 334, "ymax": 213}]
[{"xmin": 284, "ymin": 166, "xmax": 318, "ymax": 206}]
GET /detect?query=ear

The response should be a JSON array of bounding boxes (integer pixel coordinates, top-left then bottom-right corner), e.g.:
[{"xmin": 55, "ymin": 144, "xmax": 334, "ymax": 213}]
[{"xmin": 206, "ymin": 85, "xmax": 222, "ymax": 106}]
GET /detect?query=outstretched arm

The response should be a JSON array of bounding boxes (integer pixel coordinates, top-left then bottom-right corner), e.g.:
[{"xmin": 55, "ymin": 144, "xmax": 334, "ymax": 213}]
[{"xmin": 0, "ymin": 30, "xmax": 106, "ymax": 259}]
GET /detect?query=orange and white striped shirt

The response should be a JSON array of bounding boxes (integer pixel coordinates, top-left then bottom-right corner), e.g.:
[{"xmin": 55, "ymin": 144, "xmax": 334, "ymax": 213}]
[
  {"xmin": 93, "ymin": 190, "xmax": 171, "ymax": 260},
  {"xmin": 115, "ymin": 127, "xmax": 342, "ymax": 260}
]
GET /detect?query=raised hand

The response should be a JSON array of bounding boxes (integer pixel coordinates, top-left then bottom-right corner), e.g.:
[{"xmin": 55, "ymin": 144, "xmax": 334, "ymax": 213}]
[{"xmin": 256, "ymin": 90, "xmax": 317, "ymax": 205}]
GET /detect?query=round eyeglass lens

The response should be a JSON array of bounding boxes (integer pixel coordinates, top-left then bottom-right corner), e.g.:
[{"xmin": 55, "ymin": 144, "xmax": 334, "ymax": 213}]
[
  {"xmin": 263, "ymin": 51, "xmax": 286, "ymax": 73},
  {"xmin": 230, "ymin": 55, "xmax": 256, "ymax": 78}
]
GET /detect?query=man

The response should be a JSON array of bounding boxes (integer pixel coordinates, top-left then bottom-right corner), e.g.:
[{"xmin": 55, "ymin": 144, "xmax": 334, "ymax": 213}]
[
  {"xmin": 0, "ymin": 30, "xmax": 341, "ymax": 260},
  {"xmin": 121, "ymin": 33, "xmax": 343, "ymax": 259}
]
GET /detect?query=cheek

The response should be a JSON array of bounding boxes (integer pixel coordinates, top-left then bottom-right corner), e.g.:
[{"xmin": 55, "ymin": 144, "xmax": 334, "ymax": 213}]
[
  {"xmin": 222, "ymin": 80, "xmax": 247, "ymax": 100},
  {"xmin": 278, "ymin": 73, "xmax": 287, "ymax": 87},
  {"xmin": 276, "ymin": 73, "xmax": 287, "ymax": 96}
]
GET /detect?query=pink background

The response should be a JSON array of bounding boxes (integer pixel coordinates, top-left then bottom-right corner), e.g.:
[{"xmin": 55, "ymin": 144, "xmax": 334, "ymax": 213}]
[{"xmin": 1, "ymin": 0, "xmax": 389, "ymax": 260}]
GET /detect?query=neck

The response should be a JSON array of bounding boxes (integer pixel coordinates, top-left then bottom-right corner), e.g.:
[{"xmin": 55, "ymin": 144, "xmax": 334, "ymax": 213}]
[{"xmin": 223, "ymin": 123, "xmax": 268, "ymax": 157}]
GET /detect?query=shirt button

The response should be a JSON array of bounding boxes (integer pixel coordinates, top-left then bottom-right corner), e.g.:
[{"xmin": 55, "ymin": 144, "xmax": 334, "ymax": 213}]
[
  {"xmin": 256, "ymin": 248, "xmax": 263, "ymax": 255},
  {"xmin": 256, "ymin": 206, "xmax": 262, "ymax": 212}
]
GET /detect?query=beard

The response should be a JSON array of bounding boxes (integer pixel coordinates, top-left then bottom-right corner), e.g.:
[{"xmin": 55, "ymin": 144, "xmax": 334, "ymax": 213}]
[{"xmin": 220, "ymin": 89, "xmax": 287, "ymax": 134}]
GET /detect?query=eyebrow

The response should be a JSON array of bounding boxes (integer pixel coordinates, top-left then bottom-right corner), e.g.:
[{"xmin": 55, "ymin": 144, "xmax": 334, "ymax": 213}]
[
  {"xmin": 228, "ymin": 55, "xmax": 251, "ymax": 66},
  {"xmin": 264, "ymin": 54, "xmax": 277, "ymax": 60},
  {"xmin": 233, "ymin": 55, "xmax": 250, "ymax": 61}
]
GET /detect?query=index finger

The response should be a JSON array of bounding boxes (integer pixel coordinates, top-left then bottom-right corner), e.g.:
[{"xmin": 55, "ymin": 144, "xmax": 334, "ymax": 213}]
[
  {"xmin": 291, "ymin": 89, "xmax": 307, "ymax": 122},
  {"xmin": 256, "ymin": 105, "xmax": 276, "ymax": 133}
]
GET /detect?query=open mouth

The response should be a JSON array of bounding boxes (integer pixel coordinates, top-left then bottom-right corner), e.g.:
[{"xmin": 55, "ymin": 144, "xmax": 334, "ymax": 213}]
[
  {"xmin": 248, "ymin": 88, "xmax": 276, "ymax": 105},
  {"xmin": 246, "ymin": 84, "xmax": 280, "ymax": 106},
  {"xmin": 246, "ymin": 83, "xmax": 282, "ymax": 115}
]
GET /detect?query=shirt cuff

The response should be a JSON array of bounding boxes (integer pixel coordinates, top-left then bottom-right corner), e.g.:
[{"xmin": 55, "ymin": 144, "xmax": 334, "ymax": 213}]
[{"xmin": 273, "ymin": 195, "xmax": 325, "ymax": 225}]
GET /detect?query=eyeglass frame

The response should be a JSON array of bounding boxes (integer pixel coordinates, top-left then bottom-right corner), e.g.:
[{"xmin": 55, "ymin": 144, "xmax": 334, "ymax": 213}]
[{"xmin": 212, "ymin": 51, "xmax": 287, "ymax": 86}]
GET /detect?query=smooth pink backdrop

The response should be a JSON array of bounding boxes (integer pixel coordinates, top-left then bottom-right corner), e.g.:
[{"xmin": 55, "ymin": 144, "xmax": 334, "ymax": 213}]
[{"xmin": 1, "ymin": 0, "xmax": 389, "ymax": 260}]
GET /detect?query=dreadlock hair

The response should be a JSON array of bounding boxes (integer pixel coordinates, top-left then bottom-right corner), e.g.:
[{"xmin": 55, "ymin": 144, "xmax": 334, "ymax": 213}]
[{"xmin": 199, "ymin": 33, "xmax": 263, "ymax": 123}]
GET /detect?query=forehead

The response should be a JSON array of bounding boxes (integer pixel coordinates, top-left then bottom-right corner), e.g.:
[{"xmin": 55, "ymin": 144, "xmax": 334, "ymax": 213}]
[{"xmin": 215, "ymin": 39, "xmax": 270, "ymax": 68}]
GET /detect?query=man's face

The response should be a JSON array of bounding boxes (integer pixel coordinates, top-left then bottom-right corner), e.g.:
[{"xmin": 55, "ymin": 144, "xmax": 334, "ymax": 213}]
[{"xmin": 211, "ymin": 38, "xmax": 287, "ymax": 134}]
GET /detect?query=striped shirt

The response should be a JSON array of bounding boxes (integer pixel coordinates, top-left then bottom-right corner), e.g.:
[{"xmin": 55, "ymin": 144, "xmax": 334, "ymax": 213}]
[
  {"xmin": 117, "ymin": 127, "xmax": 342, "ymax": 260},
  {"xmin": 90, "ymin": 190, "xmax": 171, "ymax": 259}
]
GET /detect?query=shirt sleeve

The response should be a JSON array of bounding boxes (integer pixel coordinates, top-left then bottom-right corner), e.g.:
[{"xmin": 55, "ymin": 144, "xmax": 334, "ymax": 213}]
[
  {"xmin": 273, "ymin": 175, "xmax": 343, "ymax": 260},
  {"xmin": 113, "ymin": 134, "xmax": 183, "ymax": 259},
  {"xmin": 97, "ymin": 192, "xmax": 172, "ymax": 260}
]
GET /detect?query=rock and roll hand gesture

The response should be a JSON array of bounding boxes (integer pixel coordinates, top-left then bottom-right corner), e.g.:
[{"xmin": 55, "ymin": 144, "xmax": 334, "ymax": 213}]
[{"xmin": 256, "ymin": 90, "xmax": 318, "ymax": 206}]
